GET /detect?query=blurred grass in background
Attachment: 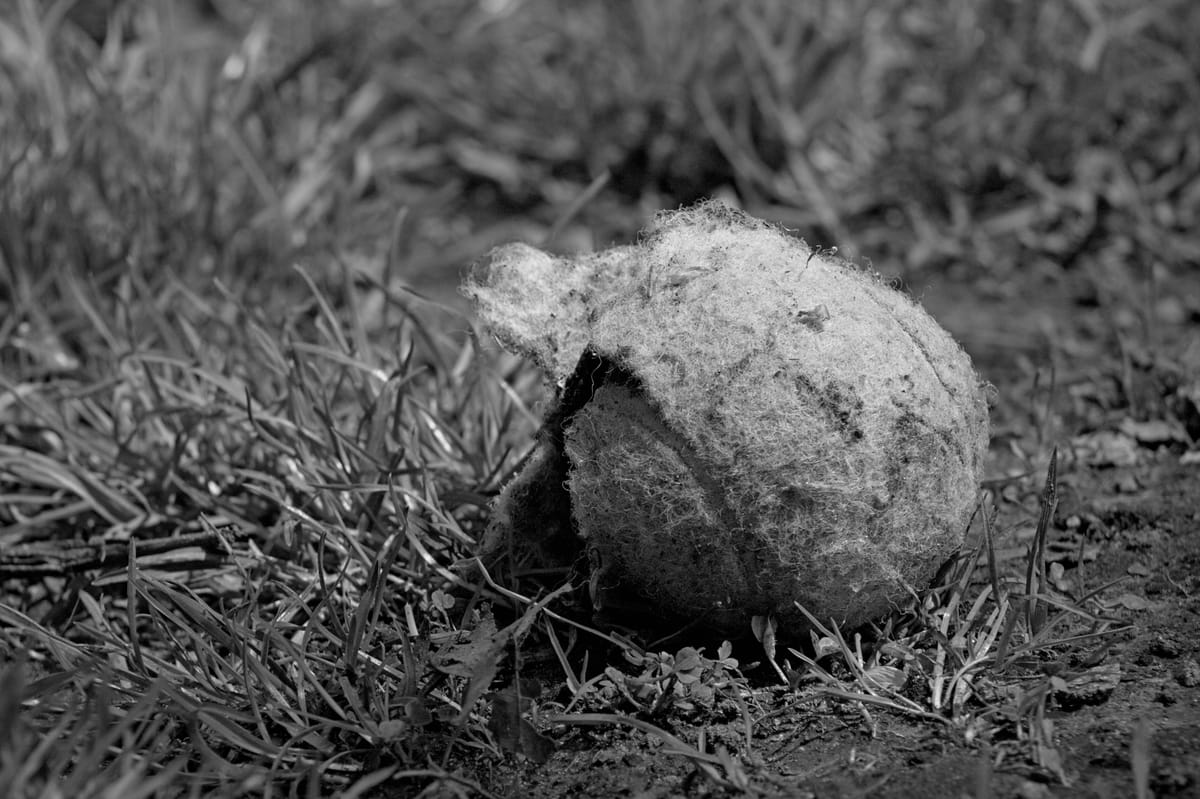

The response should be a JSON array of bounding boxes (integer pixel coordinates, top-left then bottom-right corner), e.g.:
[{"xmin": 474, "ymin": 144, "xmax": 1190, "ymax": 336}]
[
  {"xmin": 1, "ymin": 0, "xmax": 1198, "ymax": 795},
  {"xmin": 7, "ymin": 0, "xmax": 1198, "ymax": 316}
]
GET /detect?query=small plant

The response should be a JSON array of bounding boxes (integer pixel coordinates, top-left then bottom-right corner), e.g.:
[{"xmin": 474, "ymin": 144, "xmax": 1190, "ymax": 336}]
[
  {"xmin": 562, "ymin": 641, "xmax": 747, "ymax": 718},
  {"xmin": 542, "ymin": 640, "xmax": 758, "ymax": 794}
]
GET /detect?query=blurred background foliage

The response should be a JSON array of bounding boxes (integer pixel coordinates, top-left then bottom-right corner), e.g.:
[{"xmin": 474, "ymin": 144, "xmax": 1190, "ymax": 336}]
[{"xmin": 4, "ymin": 0, "xmax": 1198, "ymax": 327}]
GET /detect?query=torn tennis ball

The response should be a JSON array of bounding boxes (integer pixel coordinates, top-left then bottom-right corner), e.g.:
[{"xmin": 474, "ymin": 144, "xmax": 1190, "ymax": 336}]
[{"xmin": 465, "ymin": 202, "xmax": 989, "ymax": 635}]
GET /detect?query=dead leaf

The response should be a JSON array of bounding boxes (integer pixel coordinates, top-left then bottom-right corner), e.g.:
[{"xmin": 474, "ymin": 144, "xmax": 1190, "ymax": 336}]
[
  {"xmin": 488, "ymin": 680, "xmax": 553, "ymax": 763},
  {"xmin": 1119, "ymin": 417, "xmax": 1188, "ymax": 445},
  {"xmin": 1117, "ymin": 592, "xmax": 1151, "ymax": 611},
  {"xmin": 1071, "ymin": 430, "xmax": 1139, "ymax": 467},
  {"xmin": 1054, "ymin": 663, "xmax": 1121, "ymax": 710},
  {"xmin": 861, "ymin": 664, "xmax": 906, "ymax": 693},
  {"xmin": 432, "ymin": 613, "xmax": 501, "ymax": 680}
]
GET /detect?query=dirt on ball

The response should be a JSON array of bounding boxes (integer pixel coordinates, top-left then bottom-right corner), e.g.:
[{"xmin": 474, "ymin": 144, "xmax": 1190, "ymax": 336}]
[{"xmin": 465, "ymin": 201, "xmax": 990, "ymax": 635}]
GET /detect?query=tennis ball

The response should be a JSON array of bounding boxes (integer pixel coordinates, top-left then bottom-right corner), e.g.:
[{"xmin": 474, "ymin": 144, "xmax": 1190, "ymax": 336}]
[{"xmin": 465, "ymin": 202, "xmax": 989, "ymax": 634}]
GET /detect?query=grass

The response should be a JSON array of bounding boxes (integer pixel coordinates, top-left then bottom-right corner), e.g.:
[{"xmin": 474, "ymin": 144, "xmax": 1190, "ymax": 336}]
[
  {"xmin": 780, "ymin": 455, "xmax": 1132, "ymax": 781},
  {"xmin": 1, "ymin": 0, "xmax": 1195, "ymax": 796}
]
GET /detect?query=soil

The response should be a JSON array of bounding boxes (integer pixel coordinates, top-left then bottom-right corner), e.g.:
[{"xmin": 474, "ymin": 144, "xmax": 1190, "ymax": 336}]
[{"xmin": 423, "ymin": 259, "xmax": 1200, "ymax": 798}]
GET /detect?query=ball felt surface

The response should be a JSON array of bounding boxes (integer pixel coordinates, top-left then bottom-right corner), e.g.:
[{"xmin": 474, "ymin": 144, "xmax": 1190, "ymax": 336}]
[{"xmin": 466, "ymin": 202, "xmax": 989, "ymax": 633}]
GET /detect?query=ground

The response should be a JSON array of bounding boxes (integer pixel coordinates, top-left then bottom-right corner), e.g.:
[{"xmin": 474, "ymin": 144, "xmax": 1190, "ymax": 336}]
[{"xmin": 417, "ymin": 261, "xmax": 1200, "ymax": 799}]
